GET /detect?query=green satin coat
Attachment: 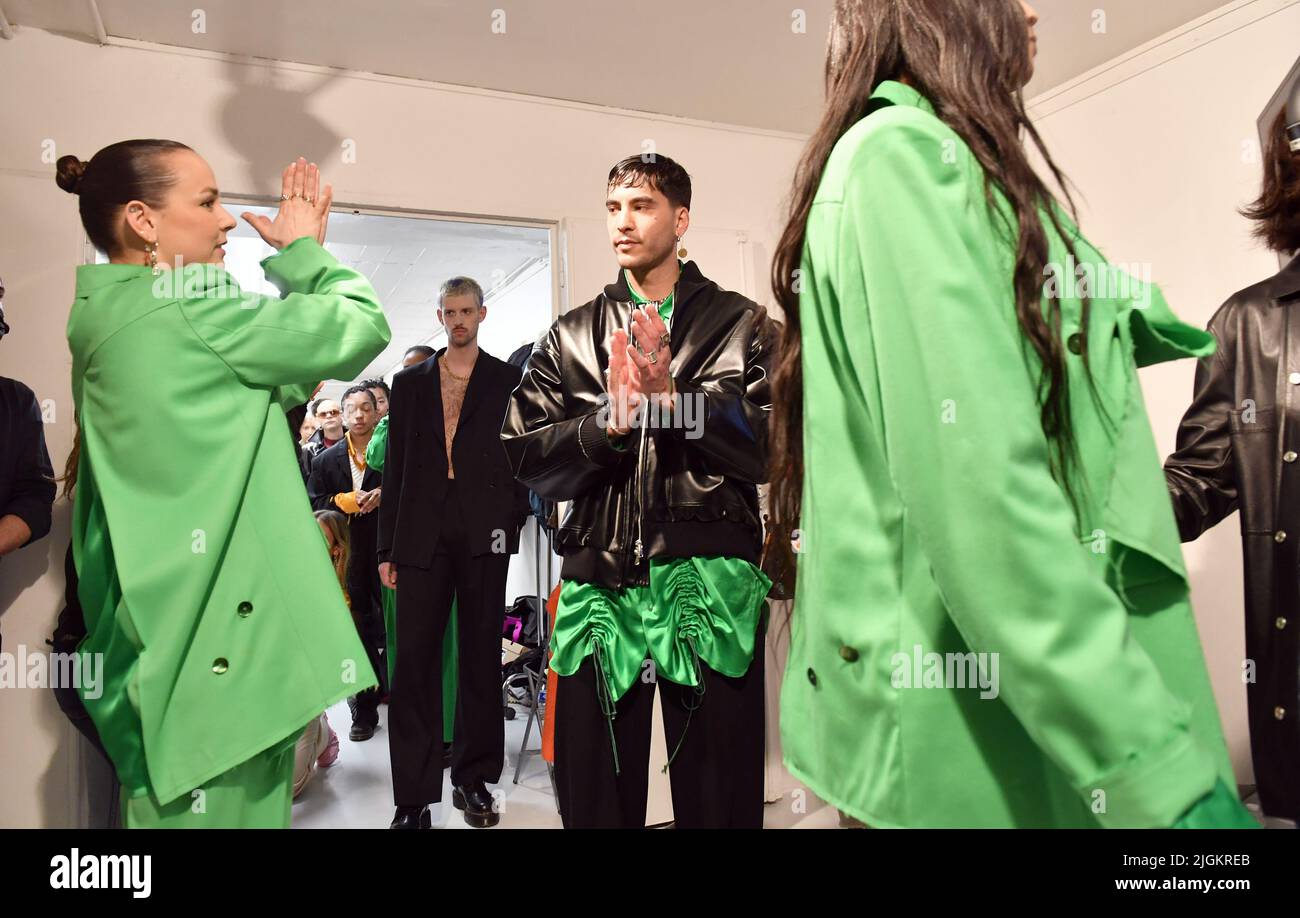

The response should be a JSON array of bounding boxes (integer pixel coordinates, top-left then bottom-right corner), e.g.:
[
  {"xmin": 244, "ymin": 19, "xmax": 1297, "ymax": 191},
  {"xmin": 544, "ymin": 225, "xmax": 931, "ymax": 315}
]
[
  {"xmin": 68, "ymin": 237, "xmax": 391, "ymax": 805},
  {"xmin": 781, "ymin": 81, "xmax": 1236, "ymax": 828}
]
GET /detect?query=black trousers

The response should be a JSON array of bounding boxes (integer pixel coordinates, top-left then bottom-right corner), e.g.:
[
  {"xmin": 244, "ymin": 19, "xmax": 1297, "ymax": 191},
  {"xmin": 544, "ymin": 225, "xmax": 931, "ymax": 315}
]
[
  {"xmin": 554, "ymin": 639, "xmax": 766, "ymax": 829},
  {"xmin": 389, "ymin": 481, "xmax": 508, "ymax": 806},
  {"xmin": 345, "ymin": 516, "xmax": 386, "ymax": 727}
]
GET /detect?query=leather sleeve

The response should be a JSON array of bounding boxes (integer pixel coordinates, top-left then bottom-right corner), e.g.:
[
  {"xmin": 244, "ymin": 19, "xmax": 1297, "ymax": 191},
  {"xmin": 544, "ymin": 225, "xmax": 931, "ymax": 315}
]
[
  {"xmin": 501, "ymin": 322, "xmax": 628, "ymax": 500},
  {"xmin": 1163, "ymin": 312, "xmax": 1240, "ymax": 541},
  {"xmin": 670, "ymin": 304, "xmax": 776, "ymax": 484}
]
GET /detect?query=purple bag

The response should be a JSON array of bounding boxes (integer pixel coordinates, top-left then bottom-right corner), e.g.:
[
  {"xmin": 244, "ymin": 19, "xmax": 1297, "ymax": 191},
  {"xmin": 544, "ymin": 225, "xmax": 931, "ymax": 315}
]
[{"xmin": 502, "ymin": 615, "xmax": 524, "ymax": 644}]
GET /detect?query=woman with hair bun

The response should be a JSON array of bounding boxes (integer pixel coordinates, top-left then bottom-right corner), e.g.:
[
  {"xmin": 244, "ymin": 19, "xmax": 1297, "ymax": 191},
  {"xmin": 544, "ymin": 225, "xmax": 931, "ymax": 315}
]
[{"xmin": 62, "ymin": 142, "xmax": 391, "ymax": 827}]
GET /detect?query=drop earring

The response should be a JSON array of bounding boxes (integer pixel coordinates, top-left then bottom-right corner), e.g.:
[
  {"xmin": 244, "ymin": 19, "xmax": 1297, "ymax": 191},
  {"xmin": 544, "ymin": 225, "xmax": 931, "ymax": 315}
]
[
  {"xmin": 147, "ymin": 241, "xmax": 160, "ymax": 276},
  {"xmin": 676, "ymin": 235, "xmax": 687, "ymax": 260}
]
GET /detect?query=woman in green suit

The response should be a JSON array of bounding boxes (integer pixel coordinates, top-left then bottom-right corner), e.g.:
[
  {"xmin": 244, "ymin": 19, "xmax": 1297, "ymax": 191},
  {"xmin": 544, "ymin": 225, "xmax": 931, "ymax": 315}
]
[
  {"xmin": 60, "ymin": 143, "xmax": 391, "ymax": 828},
  {"xmin": 768, "ymin": 0, "xmax": 1256, "ymax": 828}
]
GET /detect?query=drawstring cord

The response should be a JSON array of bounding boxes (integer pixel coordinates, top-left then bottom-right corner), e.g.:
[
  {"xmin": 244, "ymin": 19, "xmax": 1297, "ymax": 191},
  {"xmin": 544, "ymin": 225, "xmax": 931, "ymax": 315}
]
[
  {"xmin": 591, "ymin": 638, "xmax": 621, "ymax": 776},
  {"xmin": 662, "ymin": 634, "xmax": 707, "ymax": 773},
  {"xmin": 660, "ymin": 560, "xmax": 708, "ymax": 773}
]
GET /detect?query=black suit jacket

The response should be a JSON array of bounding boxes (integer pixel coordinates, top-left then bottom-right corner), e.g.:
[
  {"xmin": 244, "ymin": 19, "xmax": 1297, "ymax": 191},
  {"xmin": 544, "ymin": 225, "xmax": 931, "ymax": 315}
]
[
  {"xmin": 308, "ymin": 438, "xmax": 383, "ymax": 573},
  {"xmin": 378, "ymin": 348, "xmax": 527, "ymax": 567},
  {"xmin": 308, "ymin": 437, "xmax": 382, "ymax": 514}
]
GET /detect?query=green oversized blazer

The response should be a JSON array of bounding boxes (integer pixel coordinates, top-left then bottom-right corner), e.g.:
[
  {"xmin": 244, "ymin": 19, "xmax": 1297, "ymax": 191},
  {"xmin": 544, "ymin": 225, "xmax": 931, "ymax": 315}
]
[
  {"xmin": 781, "ymin": 80, "xmax": 1236, "ymax": 827},
  {"xmin": 68, "ymin": 237, "xmax": 391, "ymax": 806}
]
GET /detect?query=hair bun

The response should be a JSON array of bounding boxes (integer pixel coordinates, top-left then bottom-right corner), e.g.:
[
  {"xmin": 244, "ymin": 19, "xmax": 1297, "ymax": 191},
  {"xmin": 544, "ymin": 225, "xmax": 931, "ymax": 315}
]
[{"xmin": 55, "ymin": 155, "xmax": 88, "ymax": 194}]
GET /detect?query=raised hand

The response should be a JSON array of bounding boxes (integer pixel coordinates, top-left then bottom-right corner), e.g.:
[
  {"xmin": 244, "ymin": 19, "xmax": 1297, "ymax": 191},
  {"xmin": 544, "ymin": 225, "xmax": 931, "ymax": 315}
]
[
  {"xmin": 626, "ymin": 305, "xmax": 673, "ymax": 398},
  {"xmin": 241, "ymin": 157, "xmax": 334, "ymax": 250},
  {"xmin": 605, "ymin": 328, "xmax": 643, "ymax": 436}
]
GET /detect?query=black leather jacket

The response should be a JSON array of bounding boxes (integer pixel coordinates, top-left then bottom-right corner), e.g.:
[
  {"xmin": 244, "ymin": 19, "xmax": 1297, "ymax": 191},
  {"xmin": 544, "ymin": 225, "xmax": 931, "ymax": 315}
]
[
  {"xmin": 501, "ymin": 260, "xmax": 775, "ymax": 589},
  {"xmin": 1165, "ymin": 253, "xmax": 1300, "ymax": 820}
]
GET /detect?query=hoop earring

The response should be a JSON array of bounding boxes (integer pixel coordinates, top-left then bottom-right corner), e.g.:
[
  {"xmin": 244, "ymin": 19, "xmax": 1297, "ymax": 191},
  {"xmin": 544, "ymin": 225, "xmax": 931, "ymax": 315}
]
[{"xmin": 146, "ymin": 241, "xmax": 160, "ymax": 276}]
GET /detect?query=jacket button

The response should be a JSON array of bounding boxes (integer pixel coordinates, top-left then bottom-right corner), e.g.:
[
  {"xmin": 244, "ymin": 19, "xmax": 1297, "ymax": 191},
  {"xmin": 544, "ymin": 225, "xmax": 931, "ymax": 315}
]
[
  {"xmin": 1286, "ymin": 452, "xmax": 1298, "ymax": 464},
  {"xmin": 1277, "ymin": 617, "xmax": 1288, "ymax": 630},
  {"xmin": 839, "ymin": 646, "xmax": 859, "ymax": 663},
  {"xmin": 1290, "ymin": 372, "xmax": 1300, "ymax": 385},
  {"xmin": 1066, "ymin": 333, "xmax": 1082, "ymax": 355},
  {"xmin": 806, "ymin": 667, "xmax": 818, "ymax": 686},
  {"xmin": 1275, "ymin": 530, "xmax": 1288, "ymax": 543},
  {"xmin": 1275, "ymin": 706, "xmax": 1287, "ymax": 720},
  {"xmin": 237, "ymin": 601, "xmax": 253, "ymax": 617},
  {"xmin": 212, "ymin": 658, "xmax": 229, "ymax": 675}
]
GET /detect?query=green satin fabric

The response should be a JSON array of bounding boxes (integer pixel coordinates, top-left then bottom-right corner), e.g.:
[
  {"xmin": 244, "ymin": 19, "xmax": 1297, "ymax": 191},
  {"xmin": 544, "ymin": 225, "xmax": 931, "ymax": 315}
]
[
  {"xmin": 624, "ymin": 268, "xmax": 676, "ymax": 326},
  {"xmin": 550, "ymin": 556, "xmax": 771, "ymax": 703},
  {"xmin": 1172, "ymin": 779, "xmax": 1260, "ymax": 829},
  {"xmin": 365, "ymin": 415, "xmax": 389, "ymax": 471},
  {"xmin": 381, "ymin": 584, "xmax": 458, "ymax": 744},
  {"xmin": 75, "ymin": 454, "xmax": 149, "ymax": 796}
]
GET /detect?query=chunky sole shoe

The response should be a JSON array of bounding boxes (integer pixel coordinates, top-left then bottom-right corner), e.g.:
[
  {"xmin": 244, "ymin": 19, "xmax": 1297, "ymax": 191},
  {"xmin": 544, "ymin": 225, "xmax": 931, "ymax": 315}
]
[
  {"xmin": 389, "ymin": 806, "xmax": 432, "ymax": 829},
  {"xmin": 451, "ymin": 787, "xmax": 500, "ymax": 828}
]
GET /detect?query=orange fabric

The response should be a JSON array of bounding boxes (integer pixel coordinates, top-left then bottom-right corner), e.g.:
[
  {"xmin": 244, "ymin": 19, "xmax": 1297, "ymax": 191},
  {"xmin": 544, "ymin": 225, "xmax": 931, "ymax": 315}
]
[
  {"xmin": 334, "ymin": 491, "xmax": 361, "ymax": 514},
  {"xmin": 541, "ymin": 583, "xmax": 560, "ymax": 763}
]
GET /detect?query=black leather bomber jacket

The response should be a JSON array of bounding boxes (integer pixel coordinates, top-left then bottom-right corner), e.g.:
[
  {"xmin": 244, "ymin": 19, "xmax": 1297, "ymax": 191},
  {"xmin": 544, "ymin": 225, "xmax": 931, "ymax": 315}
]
[
  {"xmin": 501, "ymin": 260, "xmax": 776, "ymax": 590},
  {"xmin": 1165, "ymin": 253, "xmax": 1300, "ymax": 819}
]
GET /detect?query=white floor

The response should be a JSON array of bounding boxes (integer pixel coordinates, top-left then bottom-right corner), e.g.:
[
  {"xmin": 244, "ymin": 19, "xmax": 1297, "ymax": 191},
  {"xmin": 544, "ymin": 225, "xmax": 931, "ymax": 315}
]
[
  {"xmin": 290, "ymin": 697, "xmax": 838, "ymax": 829},
  {"xmin": 291, "ymin": 697, "xmax": 564, "ymax": 829}
]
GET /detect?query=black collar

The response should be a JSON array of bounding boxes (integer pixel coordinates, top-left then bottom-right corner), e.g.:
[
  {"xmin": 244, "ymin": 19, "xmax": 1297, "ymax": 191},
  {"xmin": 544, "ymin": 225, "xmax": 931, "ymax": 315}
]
[
  {"xmin": 416, "ymin": 346, "xmax": 491, "ymax": 374},
  {"xmin": 603, "ymin": 259, "xmax": 711, "ymax": 308},
  {"xmin": 1268, "ymin": 253, "xmax": 1300, "ymax": 303}
]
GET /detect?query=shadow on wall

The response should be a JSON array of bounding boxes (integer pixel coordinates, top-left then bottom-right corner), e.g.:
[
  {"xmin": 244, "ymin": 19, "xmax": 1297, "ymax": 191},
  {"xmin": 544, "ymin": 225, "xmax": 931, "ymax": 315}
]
[{"xmin": 218, "ymin": 55, "xmax": 344, "ymax": 198}]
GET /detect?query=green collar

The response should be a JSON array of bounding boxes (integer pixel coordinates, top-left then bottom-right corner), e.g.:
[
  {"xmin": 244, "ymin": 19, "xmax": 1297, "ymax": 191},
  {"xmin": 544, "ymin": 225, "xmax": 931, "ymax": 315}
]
[
  {"xmin": 75, "ymin": 262, "xmax": 151, "ymax": 296},
  {"xmin": 869, "ymin": 79, "xmax": 937, "ymax": 117},
  {"xmin": 624, "ymin": 266, "xmax": 677, "ymax": 318}
]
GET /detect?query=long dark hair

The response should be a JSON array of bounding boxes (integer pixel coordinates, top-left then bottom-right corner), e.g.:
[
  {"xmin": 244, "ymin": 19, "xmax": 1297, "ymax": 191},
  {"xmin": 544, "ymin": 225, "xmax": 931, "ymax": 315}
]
[
  {"xmin": 767, "ymin": 0, "xmax": 1091, "ymax": 580},
  {"xmin": 1241, "ymin": 109, "xmax": 1300, "ymax": 255},
  {"xmin": 55, "ymin": 139, "xmax": 192, "ymax": 256}
]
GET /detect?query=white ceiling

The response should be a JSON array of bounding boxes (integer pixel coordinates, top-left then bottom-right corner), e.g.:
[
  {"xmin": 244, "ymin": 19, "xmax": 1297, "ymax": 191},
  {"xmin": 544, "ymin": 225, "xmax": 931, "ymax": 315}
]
[
  {"xmin": 225, "ymin": 205, "xmax": 552, "ymax": 389},
  {"xmin": 2, "ymin": 0, "xmax": 1232, "ymax": 133}
]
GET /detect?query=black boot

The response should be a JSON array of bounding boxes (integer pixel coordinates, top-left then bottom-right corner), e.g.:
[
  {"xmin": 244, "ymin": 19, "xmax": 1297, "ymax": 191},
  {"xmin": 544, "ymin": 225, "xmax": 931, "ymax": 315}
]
[
  {"xmin": 389, "ymin": 805, "xmax": 432, "ymax": 829},
  {"xmin": 349, "ymin": 689, "xmax": 380, "ymax": 741},
  {"xmin": 451, "ymin": 782, "xmax": 499, "ymax": 828}
]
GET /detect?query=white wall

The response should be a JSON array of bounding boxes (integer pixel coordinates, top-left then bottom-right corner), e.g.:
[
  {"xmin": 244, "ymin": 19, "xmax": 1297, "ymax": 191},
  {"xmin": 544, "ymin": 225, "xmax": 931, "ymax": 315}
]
[
  {"xmin": 0, "ymin": 28, "xmax": 804, "ymax": 827},
  {"xmin": 1027, "ymin": 0, "xmax": 1300, "ymax": 783}
]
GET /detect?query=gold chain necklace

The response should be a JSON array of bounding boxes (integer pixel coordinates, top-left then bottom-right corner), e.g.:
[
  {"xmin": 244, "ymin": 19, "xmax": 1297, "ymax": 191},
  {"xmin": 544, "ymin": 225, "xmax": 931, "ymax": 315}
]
[{"xmin": 440, "ymin": 355, "xmax": 472, "ymax": 382}]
